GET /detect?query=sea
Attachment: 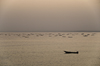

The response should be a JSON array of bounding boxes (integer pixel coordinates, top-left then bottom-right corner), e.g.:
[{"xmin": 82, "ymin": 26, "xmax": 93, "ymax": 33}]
[{"xmin": 0, "ymin": 32, "xmax": 100, "ymax": 66}]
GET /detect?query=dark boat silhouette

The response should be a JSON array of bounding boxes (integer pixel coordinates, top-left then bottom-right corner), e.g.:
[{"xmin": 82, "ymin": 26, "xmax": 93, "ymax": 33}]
[{"xmin": 64, "ymin": 51, "xmax": 79, "ymax": 54}]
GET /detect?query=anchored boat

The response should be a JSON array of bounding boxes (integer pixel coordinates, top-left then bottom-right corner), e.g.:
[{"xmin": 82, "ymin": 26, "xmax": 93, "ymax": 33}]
[{"xmin": 64, "ymin": 51, "xmax": 79, "ymax": 54}]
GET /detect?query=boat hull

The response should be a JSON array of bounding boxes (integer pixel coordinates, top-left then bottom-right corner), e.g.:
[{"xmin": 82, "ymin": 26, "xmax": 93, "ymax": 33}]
[{"xmin": 64, "ymin": 51, "xmax": 79, "ymax": 54}]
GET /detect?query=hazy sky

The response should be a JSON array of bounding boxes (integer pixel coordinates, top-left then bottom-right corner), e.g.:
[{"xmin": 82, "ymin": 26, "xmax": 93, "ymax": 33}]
[{"xmin": 0, "ymin": 0, "xmax": 100, "ymax": 32}]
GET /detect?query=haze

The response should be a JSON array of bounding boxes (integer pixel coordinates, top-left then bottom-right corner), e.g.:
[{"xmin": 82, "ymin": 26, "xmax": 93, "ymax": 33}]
[{"xmin": 0, "ymin": 0, "xmax": 100, "ymax": 32}]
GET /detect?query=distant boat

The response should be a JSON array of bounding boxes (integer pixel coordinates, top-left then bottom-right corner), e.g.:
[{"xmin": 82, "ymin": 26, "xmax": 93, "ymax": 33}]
[{"xmin": 64, "ymin": 51, "xmax": 79, "ymax": 54}]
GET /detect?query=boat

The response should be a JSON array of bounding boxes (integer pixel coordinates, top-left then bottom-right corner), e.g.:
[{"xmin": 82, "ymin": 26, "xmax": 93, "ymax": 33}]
[{"xmin": 64, "ymin": 51, "xmax": 79, "ymax": 54}]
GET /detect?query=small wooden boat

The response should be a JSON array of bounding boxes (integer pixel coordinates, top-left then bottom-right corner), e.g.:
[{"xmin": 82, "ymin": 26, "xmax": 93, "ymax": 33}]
[{"xmin": 64, "ymin": 51, "xmax": 79, "ymax": 54}]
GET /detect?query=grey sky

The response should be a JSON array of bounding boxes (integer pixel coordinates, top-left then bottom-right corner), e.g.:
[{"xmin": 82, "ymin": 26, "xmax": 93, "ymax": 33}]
[{"xmin": 0, "ymin": 0, "xmax": 100, "ymax": 32}]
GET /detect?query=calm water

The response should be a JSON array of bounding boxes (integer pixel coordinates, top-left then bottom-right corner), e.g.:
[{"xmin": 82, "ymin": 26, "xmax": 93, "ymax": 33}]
[{"xmin": 0, "ymin": 32, "xmax": 100, "ymax": 66}]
